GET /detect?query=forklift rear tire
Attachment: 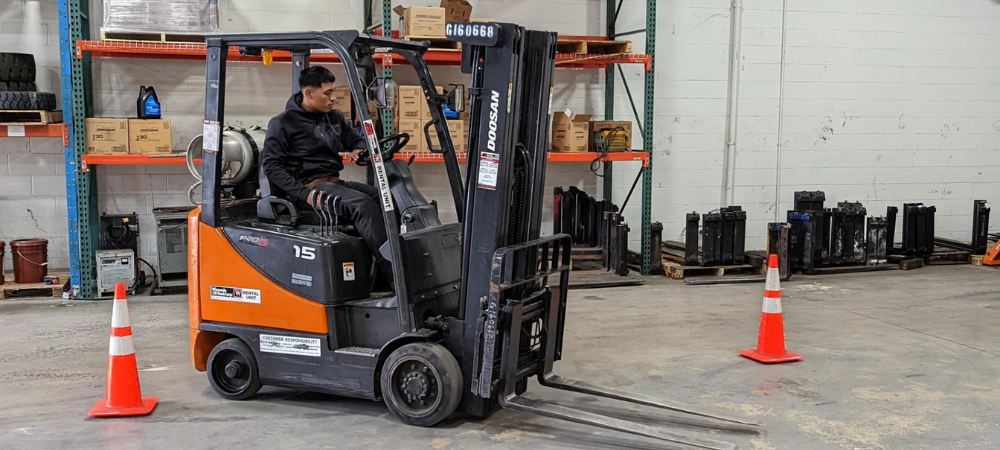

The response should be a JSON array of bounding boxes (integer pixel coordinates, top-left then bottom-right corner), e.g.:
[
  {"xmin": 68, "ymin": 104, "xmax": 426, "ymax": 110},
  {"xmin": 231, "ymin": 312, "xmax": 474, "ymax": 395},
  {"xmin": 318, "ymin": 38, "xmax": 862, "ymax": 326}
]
[
  {"xmin": 207, "ymin": 338, "xmax": 263, "ymax": 400},
  {"xmin": 380, "ymin": 342, "xmax": 463, "ymax": 427}
]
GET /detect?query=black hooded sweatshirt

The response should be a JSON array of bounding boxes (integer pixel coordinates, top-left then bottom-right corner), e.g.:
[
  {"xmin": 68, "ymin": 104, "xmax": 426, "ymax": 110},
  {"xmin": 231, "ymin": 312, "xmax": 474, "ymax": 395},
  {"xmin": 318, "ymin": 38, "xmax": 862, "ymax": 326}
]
[{"xmin": 261, "ymin": 92, "xmax": 364, "ymax": 202}]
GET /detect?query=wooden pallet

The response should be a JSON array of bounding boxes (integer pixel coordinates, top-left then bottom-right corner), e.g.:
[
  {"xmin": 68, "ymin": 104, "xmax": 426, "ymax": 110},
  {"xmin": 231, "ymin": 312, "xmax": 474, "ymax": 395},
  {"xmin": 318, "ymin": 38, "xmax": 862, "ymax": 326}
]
[
  {"xmin": 663, "ymin": 261, "xmax": 759, "ymax": 280},
  {"xmin": 403, "ymin": 36, "xmax": 461, "ymax": 51},
  {"xmin": 570, "ymin": 246, "xmax": 603, "ymax": 271},
  {"xmin": 556, "ymin": 40, "xmax": 631, "ymax": 55},
  {"xmin": 0, "ymin": 272, "xmax": 67, "ymax": 300},
  {"xmin": 887, "ymin": 245, "xmax": 971, "ymax": 266},
  {"xmin": 803, "ymin": 264, "xmax": 898, "ymax": 275},
  {"xmin": 0, "ymin": 110, "xmax": 62, "ymax": 126},
  {"xmin": 972, "ymin": 255, "xmax": 985, "ymax": 266},
  {"xmin": 100, "ymin": 28, "xmax": 208, "ymax": 43}
]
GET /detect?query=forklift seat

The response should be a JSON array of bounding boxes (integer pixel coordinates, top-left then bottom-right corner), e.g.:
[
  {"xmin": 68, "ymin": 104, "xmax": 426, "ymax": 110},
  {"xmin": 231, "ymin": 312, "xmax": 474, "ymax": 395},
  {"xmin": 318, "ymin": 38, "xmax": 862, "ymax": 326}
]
[{"xmin": 385, "ymin": 159, "xmax": 441, "ymax": 231}]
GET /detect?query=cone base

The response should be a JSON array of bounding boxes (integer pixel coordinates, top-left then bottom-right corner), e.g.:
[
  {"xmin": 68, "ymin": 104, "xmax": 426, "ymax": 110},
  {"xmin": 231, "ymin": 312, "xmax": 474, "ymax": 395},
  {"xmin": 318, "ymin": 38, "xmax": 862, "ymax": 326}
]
[
  {"xmin": 88, "ymin": 397, "xmax": 158, "ymax": 418},
  {"xmin": 739, "ymin": 349, "xmax": 803, "ymax": 364}
]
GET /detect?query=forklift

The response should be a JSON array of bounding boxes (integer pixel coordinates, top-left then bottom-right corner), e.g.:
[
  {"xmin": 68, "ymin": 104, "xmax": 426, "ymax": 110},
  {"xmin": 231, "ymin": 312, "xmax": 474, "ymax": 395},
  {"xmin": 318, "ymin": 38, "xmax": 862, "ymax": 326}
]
[{"xmin": 187, "ymin": 24, "xmax": 759, "ymax": 450}]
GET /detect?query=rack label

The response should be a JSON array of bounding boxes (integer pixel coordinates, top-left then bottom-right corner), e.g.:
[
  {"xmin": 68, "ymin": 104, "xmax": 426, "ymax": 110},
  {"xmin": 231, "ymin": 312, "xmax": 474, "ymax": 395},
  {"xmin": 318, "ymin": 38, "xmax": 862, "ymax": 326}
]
[
  {"xmin": 477, "ymin": 151, "xmax": 499, "ymax": 190},
  {"xmin": 7, "ymin": 125, "xmax": 25, "ymax": 137}
]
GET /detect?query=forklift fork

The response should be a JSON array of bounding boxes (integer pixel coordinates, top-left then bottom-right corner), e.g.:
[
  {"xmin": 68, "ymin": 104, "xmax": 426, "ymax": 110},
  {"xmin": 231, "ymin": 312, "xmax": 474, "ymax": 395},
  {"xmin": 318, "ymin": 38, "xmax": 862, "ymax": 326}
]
[{"xmin": 478, "ymin": 235, "xmax": 760, "ymax": 450}]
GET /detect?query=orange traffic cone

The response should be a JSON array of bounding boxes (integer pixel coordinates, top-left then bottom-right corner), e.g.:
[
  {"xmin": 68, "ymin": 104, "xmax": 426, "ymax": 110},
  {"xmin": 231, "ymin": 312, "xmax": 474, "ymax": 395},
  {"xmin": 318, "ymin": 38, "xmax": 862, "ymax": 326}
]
[
  {"xmin": 739, "ymin": 254, "xmax": 802, "ymax": 364},
  {"xmin": 88, "ymin": 283, "xmax": 158, "ymax": 417}
]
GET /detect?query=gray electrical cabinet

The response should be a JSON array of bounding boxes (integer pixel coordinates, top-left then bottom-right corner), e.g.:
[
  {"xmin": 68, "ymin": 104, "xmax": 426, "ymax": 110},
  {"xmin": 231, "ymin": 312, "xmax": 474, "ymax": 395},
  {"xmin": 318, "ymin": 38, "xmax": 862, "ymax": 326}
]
[
  {"xmin": 96, "ymin": 249, "xmax": 135, "ymax": 296},
  {"xmin": 152, "ymin": 206, "xmax": 195, "ymax": 295}
]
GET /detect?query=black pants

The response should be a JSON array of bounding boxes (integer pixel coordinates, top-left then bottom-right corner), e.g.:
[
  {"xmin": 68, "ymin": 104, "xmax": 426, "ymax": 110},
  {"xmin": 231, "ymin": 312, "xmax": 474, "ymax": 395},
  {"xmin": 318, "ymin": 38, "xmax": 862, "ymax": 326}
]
[{"xmin": 314, "ymin": 180, "xmax": 393, "ymax": 282}]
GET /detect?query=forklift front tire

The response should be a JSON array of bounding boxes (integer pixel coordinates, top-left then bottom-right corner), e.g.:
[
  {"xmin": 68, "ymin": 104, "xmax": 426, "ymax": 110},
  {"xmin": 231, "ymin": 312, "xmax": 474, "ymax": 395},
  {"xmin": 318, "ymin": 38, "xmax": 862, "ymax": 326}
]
[
  {"xmin": 207, "ymin": 338, "xmax": 263, "ymax": 400},
  {"xmin": 380, "ymin": 342, "xmax": 463, "ymax": 427}
]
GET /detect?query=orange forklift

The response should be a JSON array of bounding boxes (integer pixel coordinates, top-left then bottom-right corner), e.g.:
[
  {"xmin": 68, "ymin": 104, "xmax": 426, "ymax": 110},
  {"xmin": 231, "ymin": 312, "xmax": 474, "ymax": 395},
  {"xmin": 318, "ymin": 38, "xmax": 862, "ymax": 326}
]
[{"xmin": 187, "ymin": 26, "xmax": 758, "ymax": 449}]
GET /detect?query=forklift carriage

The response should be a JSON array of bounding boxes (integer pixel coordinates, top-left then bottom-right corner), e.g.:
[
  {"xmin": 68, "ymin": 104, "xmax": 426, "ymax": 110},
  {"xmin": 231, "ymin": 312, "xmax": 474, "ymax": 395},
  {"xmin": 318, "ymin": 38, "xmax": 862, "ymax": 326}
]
[{"xmin": 187, "ymin": 25, "xmax": 757, "ymax": 450}]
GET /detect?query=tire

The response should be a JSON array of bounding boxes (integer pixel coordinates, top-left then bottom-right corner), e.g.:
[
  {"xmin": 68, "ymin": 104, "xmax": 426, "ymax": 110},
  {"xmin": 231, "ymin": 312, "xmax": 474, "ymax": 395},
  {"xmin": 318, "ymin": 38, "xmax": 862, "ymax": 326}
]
[
  {"xmin": 207, "ymin": 338, "xmax": 263, "ymax": 400},
  {"xmin": 0, "ymin": 92, "xmax": 57, "ymax": 110},
  {"xmin": 380, "ymin": 342, "xmax": 463, "ymax": 427},
  {"xmin": 0, "ymin": 82, "xmax": 37, "ymax": 92},
  {"xmin": 0, "ymin": 53, "xmax": 36, "ymax": 82}
]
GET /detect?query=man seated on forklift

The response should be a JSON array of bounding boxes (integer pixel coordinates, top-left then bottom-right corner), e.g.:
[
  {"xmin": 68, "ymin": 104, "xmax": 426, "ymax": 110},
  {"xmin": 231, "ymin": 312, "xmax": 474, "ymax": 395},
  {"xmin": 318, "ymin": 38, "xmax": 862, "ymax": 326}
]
[{"xmin": 261, "ymin": 66, "xmax": 393, "ymax": 285}]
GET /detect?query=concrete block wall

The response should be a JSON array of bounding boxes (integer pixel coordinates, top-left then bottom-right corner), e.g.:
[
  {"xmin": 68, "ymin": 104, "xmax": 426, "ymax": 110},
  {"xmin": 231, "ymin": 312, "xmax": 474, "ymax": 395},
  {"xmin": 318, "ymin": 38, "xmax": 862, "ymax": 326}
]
[{"xmin": 0, "ymin": 1, "xmax": 65, "ymax": 273}]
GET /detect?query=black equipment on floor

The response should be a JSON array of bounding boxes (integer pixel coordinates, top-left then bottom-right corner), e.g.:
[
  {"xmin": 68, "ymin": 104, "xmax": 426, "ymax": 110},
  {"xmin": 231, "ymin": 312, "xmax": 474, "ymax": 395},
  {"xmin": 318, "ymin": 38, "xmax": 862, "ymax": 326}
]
[
  {"xmin": 553, "ymin": 187, "xmax": 629, "ymax": 275},
  {"xmin": 866, "ymin": 216, "xmax": 888, "ymax": 265},
  {"xmin": 685, "ymin": 206, "xmax": 746, "ymax": 267},
  {"xmin": 900, "ymin": 203, "xmax": 936, "ymax": 257},
  {"xmin": 972, "ymin": 200, "xmax": 991, "ymax": 255},
  {"xmin": 767, "ymin": 222, "xmax": 791, "ymax": 280}
]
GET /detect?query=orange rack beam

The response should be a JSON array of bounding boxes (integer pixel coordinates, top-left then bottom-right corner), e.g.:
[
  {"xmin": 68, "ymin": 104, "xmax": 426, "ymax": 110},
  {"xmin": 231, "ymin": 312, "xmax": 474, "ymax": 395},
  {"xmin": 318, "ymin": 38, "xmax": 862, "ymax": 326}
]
[
  {"xmin": 0, "ymin": 123, "xmax": 69, "ymax": 145},
  {"xmin": 76, "ymin": 40, "xmax": 652, "ymax": 70},
  {"xmin": 81, "ymin": 151, "xmax": 647, "ymax": 170}
]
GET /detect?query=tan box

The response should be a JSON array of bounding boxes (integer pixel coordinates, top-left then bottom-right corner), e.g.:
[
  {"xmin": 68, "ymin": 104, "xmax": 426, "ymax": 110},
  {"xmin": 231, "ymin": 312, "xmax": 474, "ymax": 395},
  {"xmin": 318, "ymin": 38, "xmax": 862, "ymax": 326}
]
[
  {"xmin": 332, "ymin": 86, "xmax": 352, "ymax": 112},
  {"xmin": 85, "ymin": 118, "xmax": 129, "ymax": 155},
  {"xmin": 393, "ymin": 6, "xmax": 446, "ymax": 38},
  {"xmin": 441, "ymin": 0, "xmax": 472, "ymax": 22},
  {"xmin": 421, "ymin": 85, "xmax": 444, "ymax": 121},
  {"xmin": 128, "ymin": 119, "xmax": 172, "ymax": 155},
  {"xmin": 396, "ymin": 85, "xmax": 423, "ymax": 122},
  {"xmin": 589, "ymin": 120, "xmax": 632, "ymax": 152},
  {"xmin": 551, "ymin": 113, "xmax": 591, "ymax": 153},
  {"xmin": 397, "ymin": 120, "xmax": 425, "ymax": 153}
]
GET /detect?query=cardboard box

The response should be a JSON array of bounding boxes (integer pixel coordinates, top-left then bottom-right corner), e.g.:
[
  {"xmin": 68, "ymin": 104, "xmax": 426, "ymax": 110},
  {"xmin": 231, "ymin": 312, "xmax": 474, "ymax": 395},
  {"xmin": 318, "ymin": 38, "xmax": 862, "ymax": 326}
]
[
  {"xmin": 589, "ymin": 120, "xmax": 632, "ymax": 152},
  {"xmin": 85, "ymin": 118, "xmax": 129, "ymax": 155},
  {"xmin": 449, "ymin": 119, "xmax": 465, "ymax": 153},
  {"xmin": 551, "ymin": 112, "xmax": 591, "ymax": 153},
  {"xmin": 393, "ymin": 6, "xmax": 446, "ymax": 38},
  {"xmin": 397, "ymin": 120, "xmax": 425, "ymax": 153},
  {"xmin": 441, "ymin": 0, "xmax": 472, "ymax": 22},
  {"xmin": 396, "ymin": 85, "xmax": 423, "ymax": 122},
  {"xmin": 128, "ymin": 119, "xmax": 172, "ymax": 155},
  {"xmin": 332, "ymin": 86, "xmax": 351, "ymax": 112}
]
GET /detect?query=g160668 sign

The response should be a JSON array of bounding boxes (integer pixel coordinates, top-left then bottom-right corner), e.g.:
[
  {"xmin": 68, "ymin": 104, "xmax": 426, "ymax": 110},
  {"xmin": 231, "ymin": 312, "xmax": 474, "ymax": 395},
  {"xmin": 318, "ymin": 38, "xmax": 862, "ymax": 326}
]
[{"xmin": 445, "ymin": 22, "xmax": 500, "ymax": 46}]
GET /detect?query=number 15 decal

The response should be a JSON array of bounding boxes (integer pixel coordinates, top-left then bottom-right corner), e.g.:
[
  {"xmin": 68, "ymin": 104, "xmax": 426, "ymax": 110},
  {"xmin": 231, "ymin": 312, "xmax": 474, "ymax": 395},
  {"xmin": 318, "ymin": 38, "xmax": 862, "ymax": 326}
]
[{"xmin": 294, "ymin": 245, "xmax": 316, "ymax": 260}]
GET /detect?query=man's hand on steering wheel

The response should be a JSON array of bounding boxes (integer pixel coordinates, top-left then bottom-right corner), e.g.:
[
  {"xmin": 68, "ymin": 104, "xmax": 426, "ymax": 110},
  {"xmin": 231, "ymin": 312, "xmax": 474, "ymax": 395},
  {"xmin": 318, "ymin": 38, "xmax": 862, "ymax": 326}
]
[{"xmin": 350, "ymin": 148, "xmax": 365, "ymax": 160}]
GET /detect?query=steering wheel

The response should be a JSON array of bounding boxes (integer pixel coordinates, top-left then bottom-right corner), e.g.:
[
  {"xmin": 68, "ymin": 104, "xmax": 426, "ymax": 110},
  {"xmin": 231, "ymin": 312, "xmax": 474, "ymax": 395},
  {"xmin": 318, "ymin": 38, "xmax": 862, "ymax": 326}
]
[{"xmin": 355, "ymin": 133, "xmax": 410, "ymax": 167}]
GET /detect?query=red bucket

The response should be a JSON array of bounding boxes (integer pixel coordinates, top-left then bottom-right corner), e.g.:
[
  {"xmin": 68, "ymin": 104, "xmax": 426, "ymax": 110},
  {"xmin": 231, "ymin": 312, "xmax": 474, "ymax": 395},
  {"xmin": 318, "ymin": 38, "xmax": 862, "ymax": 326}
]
[{"xmin": 10, "ymin": 238, "xmax": 48, "ymax": 284}]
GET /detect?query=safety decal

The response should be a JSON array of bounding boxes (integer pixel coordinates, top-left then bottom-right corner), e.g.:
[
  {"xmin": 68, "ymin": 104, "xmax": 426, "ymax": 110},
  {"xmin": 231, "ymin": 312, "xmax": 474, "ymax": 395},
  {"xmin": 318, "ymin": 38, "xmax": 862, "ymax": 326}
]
[
  {"xmin": 362, "ymin": 120, "xmax": 395, "ymax": 212},
  {"xmin": 202, "ymin": 120, "xmax": 220, "ymax": 153},
  {"xmin": 477, "ymin": 151, "xmax": 500, "ymax": 190},
  {"xmin": 260, "ymin": 334, "xmax": 321, "ymax": 357},
  {"xmin": 209, "ymin": 285, "xmax": 261, "ymax": 304},
  {"xmin": 343, "ymin": 262, "xmax": 356, "ymax": 281},
  {"xmin": 291, "ymin": 273, "xmax": 313, "ymax": 287}
]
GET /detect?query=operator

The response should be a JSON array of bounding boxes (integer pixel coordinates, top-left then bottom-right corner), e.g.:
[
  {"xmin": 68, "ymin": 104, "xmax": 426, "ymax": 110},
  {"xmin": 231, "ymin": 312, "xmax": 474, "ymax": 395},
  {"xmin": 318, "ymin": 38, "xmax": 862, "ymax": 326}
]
[{"xmin": 261, "ymin": 66, "xmax": 393, "ymax": 284}]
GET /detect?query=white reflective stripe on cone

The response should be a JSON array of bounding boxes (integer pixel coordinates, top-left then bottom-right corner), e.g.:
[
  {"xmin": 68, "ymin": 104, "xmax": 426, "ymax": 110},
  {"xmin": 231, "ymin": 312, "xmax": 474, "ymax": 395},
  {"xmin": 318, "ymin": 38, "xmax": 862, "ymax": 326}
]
[
  {"xmin": 765, "ymin": 264, "xmax": 781, "ymax": 292},
  {"xmin": 109, "ymin": 335, "xmax": 135, "ymax": 356},
  {"xmin": 762, "ymin": 296, "xmax": 782, "ymax": 314},
  {"xmin": 111, "ymin": 299, "xmax": 131, "ymax": 329}
]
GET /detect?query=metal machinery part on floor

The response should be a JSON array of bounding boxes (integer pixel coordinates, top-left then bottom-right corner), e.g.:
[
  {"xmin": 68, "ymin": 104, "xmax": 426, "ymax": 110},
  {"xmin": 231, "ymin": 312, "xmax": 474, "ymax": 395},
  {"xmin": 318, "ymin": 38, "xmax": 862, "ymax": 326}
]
[{"xmin": 186, "ymin": 27, "xmax": 756, "ymax": 450}]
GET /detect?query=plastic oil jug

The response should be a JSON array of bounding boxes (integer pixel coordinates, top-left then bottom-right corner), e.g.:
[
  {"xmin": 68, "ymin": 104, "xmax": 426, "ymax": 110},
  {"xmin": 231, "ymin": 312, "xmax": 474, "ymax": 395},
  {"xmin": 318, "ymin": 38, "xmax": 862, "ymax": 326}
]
[{"xmin": 137, "ymin": 86, "xmax": 161, "ymax": 119}]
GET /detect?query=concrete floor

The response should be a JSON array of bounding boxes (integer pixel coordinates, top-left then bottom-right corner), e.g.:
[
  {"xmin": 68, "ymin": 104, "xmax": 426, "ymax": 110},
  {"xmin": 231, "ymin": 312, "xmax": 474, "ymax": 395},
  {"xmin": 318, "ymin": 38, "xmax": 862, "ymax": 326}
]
[{"xmin": 1, "ymin": 265, "xmax": 999, "ymax": 450}]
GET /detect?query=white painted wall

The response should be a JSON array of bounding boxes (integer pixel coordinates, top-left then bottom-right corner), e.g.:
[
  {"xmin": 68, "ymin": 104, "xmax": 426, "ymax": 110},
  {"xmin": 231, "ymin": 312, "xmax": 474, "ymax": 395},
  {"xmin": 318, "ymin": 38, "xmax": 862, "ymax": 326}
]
[{"xmin": 2, "ymin": 0, "xmax": 998, "ymax": 274}]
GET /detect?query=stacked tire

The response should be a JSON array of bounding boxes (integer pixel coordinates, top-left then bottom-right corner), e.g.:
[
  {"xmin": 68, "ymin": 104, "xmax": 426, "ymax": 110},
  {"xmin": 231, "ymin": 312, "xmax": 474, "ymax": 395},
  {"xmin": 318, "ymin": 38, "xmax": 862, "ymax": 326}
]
[{"xmin": 0, "ymin": 53, "xmax": 56, "ymax": 111}]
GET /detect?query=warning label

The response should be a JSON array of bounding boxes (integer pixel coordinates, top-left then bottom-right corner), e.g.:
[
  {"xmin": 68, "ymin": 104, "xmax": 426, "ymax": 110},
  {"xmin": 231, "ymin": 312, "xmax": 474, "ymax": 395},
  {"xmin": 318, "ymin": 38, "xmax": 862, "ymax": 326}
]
[
  {"xmin": 202, "ymin": 120, "xmax": 220, "ymax": 153},
  {"xmin": 210, "ymin": 285, "xmax": 261, "ymax": 304},
  {"xmin": 259, "ymin": 334, "xmax": 321, "ymax": 357},
  {"xmin": 343, "ymin": 262, "xmax": 356, "ymax": 281},
  {"xmin": 291, "ymin": 273, "xmax": 313, "ymax": 287},
  {"xmin": 477, "ymin": 152, "xmax": 500, "ymax": 190}
]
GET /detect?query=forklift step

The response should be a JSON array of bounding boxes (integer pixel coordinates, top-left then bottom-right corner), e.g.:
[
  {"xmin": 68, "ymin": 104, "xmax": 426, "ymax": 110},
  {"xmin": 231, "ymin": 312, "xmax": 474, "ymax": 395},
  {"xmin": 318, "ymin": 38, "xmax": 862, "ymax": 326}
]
[{"xmin": 334, "ymin": 347, "xmax": 379, "ymax": 357}]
